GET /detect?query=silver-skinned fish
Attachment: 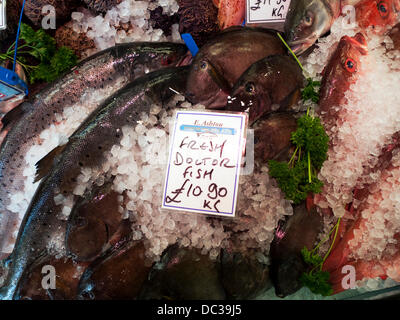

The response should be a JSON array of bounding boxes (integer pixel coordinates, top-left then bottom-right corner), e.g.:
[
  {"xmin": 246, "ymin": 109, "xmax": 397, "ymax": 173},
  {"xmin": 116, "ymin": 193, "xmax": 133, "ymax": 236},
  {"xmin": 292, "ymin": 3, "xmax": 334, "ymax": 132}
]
[{"xmin": 0, "ymin": 42, "xmax": 188, "ymax": 256}]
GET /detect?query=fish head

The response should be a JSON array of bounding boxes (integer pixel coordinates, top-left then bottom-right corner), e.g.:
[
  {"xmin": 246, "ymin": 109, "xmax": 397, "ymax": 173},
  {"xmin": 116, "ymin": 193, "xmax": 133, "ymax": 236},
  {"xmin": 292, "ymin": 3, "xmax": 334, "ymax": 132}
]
[
  {"xmin": 228, "ymin": 56, "xmax": 304, "ymax": 125},
  {"xmin": 356, "ymin": 0, "xmax": 400, "ymax": 32},
  {"xmin": 185, "ymin": 55, "xmax": 231, "ymax": 108},
  {"xmin": 319, "ymin": 33, "xmax": 368, "ymax": 111},
  {"xmin": 227, "ymin": 71, "xmax": 273, "ymax": 124},
  {"xmin": 284, "ymin": 0, "xmax": 334, "ymax": 55}
]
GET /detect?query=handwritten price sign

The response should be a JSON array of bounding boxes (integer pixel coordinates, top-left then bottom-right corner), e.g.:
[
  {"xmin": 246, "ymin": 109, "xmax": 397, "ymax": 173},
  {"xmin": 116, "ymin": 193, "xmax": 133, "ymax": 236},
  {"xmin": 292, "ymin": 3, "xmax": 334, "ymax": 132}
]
[
  {"xmin": 0, "ymin": 0, "xmax": 6, "ymax": 30},
  {"xmin": 246, "ymin": 0, "xmax": 291, "ymax": 24},
  {"xmin": 162, "ymin": 111, "xmax": 247, "ymax": 217}
]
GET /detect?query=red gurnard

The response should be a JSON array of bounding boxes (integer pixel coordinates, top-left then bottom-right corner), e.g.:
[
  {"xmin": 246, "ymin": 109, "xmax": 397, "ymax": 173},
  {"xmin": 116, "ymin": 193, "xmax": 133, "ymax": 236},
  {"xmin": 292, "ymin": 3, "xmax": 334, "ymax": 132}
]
[{"xmin": 356, "ymin": 0, "xmax": 400, "ymax": 32}]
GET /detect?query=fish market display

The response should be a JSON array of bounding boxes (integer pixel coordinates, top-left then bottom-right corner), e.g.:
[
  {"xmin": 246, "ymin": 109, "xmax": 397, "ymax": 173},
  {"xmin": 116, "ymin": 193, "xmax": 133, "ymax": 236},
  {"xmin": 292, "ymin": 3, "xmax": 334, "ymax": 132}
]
[
  {"xmin": 0, "ymin": 42, "xmax": 187, "ymax": 256},
  {"xmin": 1, "ymin": 0, "xmax": 400, "ymax": 301},
  {"xmin": 0, "ymin": 66, "xmax": 191, "ymax": 299}
]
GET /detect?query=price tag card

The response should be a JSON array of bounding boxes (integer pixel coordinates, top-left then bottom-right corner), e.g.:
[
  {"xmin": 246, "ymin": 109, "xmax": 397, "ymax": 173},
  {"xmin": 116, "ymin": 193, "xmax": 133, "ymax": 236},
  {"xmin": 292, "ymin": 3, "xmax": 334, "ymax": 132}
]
[
  {"xmin": 0, "ymin": 0, "xmax": 6, "ymax": 31},
  {"xmin": 246, "ymin": 0, "xmax": 291, "ymax": 24},
  {"xmin": 162, "ymin": 111, "xmax": 248, "ymax": 217}
]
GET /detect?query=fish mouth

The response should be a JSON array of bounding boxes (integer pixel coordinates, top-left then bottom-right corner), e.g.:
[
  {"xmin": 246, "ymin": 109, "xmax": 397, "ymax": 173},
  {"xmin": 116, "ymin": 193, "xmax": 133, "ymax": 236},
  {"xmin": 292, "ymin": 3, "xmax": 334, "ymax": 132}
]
[{"xmin": 289, "ymin": 34, "xmax": 318, "ymax": 55}]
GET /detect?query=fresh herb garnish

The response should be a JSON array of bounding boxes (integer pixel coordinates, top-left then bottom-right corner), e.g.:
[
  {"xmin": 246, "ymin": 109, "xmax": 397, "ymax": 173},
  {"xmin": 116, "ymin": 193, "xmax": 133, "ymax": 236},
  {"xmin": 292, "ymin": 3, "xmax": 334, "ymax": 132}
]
[
  {"xmin": 0, "ymin": 23, "xmax": 77, "ymax": 84},
  {"xmin": 268, "ymin": 108, "xmax": 329, "ymax": 204},
  {"xmin": 302, "ymin": 78, "xmax": 321, "ymax": 103},
  {"xmin": 299, "ymin": 218, "xmax": 342, "ymax": 296}
]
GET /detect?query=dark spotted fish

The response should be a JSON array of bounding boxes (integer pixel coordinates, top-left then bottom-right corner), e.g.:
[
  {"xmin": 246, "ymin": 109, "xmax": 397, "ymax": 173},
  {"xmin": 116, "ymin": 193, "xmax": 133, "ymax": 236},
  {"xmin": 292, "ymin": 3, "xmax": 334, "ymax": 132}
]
[
  {"xmin": 0, "ymin": 66, "xmax": 190, "ymax": 300},
  {"xmin": 0, "ymin": 42, "xmax": 187, "ymax": 256}
]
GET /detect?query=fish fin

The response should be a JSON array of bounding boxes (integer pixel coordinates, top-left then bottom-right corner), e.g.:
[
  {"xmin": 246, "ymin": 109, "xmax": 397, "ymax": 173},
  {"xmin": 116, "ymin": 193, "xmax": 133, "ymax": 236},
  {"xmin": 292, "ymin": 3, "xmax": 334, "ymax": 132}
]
[
  {"xmin": 34, "ymin": 144, "xmax": 67, "ymax": 182},
  {"xmin": 1, "ymin": 102, "xmax": 31, "ymax": 132}
]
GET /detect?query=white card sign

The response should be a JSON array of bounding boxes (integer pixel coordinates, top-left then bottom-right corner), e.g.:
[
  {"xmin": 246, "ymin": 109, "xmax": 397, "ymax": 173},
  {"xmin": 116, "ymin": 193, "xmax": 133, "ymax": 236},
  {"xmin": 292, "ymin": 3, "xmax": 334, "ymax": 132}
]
[
  {"xmin": 0, "ymin": 0, "xmax": 5, "ymax": 31},
  {"xmin": 162, "ymin": 111, "xmax": 247, "ymax": 217},
  {"xmin": 246, "ymin": 0, "xmax": 291, "ymax": 24}
]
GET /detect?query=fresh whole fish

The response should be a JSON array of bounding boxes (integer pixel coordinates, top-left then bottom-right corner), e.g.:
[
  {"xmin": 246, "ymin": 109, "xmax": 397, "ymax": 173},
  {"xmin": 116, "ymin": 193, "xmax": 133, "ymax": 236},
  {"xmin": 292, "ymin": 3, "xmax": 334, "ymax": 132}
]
[
  {"xmin": 65, "ymin": 182, "xmax": 125, "ymax": 262},
  {"xmin": 0, "ymin": 66, "xmax": 190, "ymax": 300},
  {"xmin": 269, "ymin": 203, "xmax": 323, "ymax": 298},
  {"xmin": 318, "ymin": 33, "xmax": 368, "ymax": 127},
  {"xmin": 185, "ymin": 27, "xmax": 286, "ymax": 109},
  {"xmin": 0, "ymin": 42, "xmax": 188, "ymax": 256},
  {"xmin": 284, "ymin": 0, "xmax": 363, "ymax": 55},
  {"xmin": 356, "ymin": 0, "xmax": 400, "ymax": 31},
  {"xmin": 78, "ymin": 240, "xmax": 151, "ymax": 300},
  {"xmin": 227, "ymin": 55, "xmax": 305, "ymax": 124},
  {"xmin": 138, "ymin": 246, "xmax": 226, "ymax": 300}
]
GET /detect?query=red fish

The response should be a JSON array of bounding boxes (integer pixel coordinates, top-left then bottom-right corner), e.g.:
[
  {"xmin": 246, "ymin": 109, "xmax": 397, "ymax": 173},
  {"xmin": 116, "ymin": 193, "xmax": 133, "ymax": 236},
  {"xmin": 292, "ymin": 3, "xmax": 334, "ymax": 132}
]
[
  {"xmin": 213, "ymin": 0, "xmax": 245, "ymax": 29},
  {"xmin": 318, "ymin": 33, "xmax": 368, "ymax": 128},
  {"xmin": 356, "ymin": 0, "xmax": 400, "ymax": 32}
]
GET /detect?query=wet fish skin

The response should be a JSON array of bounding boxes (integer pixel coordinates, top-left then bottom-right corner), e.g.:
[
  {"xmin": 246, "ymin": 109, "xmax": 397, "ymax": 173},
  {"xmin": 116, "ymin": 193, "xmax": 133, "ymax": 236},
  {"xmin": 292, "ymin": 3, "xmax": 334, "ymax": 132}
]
[
  {"xmin": 253, "ymin": 113, "xmax": 298, "ymax": 163},
  {"xmin": 17, "ymin": 256, "xmax": 89, "ymax": 300},
  {"xmin": 0, "ymin": 66, "xmax": 190, "ymax": 300},
  {"xmin": 227, "ymin": 55, "xmax": 305, "ymax": 124},
  {"xmin": 78, "ymin": 240, "xmax": 150, "ymax": 300},
  {"xmin": 356, "ymin": 0, "xmax": 400, "ymax": 31},
  {"xmin": 220, "ymin": 250, "xmax": 271, "ymax": 299},
  {"xmin": 318, "ymin": 33, "xmax": 368, "ymax": 126},
  {"xmin": 270, "ymin": 203, "xmax": 323, "ymax": 298},
  {"xmin": 0, "ymin": 42, "xmax": 188, "ymax": 256},
  {"xmin": 138, "ymin": 246, "xmax": 226, "ymax": 300},
  {"xmin": 185, "ymin": 27, "xmax": 286, "ymax": 109},
  {"xmin": 284, "ymin": 0, "xmax": 363, "ymax": 55},
  {"xmin": 284, "ymin": 0, "xmax": 339, "ymax": 55},
  {"xmin": 66, "ymin": 182, "xmax": 124, "ymax": 262}
]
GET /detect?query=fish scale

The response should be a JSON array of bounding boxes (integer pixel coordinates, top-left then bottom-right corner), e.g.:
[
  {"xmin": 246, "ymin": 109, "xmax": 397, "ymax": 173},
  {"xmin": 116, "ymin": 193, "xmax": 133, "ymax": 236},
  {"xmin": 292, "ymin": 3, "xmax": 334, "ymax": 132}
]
[{"xmin": 0, "ymin": 42, "xmax": 187, "ymax": 256}]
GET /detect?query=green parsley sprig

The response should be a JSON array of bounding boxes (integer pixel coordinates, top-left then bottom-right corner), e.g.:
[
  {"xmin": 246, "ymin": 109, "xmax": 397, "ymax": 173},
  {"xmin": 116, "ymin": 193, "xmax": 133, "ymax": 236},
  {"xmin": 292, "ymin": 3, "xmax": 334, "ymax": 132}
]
[
  {"xmin": 299, "ymin": 217, "xmax": 341, "ymax": 296},
  {"xmin": 268, "ymin": 107, "xmax": 329, "ymax": 204},
  {"xmin": 0, "ymin": 23, "xmax": 77, "ymax": 84},
  {"xmin": 302, "ymin": 78, "xmax": 321, "ymax": 103}
]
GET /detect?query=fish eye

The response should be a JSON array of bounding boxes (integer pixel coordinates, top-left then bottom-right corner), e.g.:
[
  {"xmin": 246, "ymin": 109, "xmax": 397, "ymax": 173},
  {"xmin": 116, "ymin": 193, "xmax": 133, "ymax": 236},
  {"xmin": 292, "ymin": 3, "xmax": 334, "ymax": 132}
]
[
  {"xmin": 304, "ymin": 12, "xmax": 313, "ymax": 26},
  {"xmin": 245, "ymin": 82, "xmax": 256, "ymax": 94},
  {"xmin": 377, "ymin": 1, "xmax": 389, "ymax": 17},
  {"xmin": 344, "ymin": 58, "xmax": 357, "ymax": 73},
  {"xmin": 200, "ymin": 61, "xmax": 208, "ymax": 70}
]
